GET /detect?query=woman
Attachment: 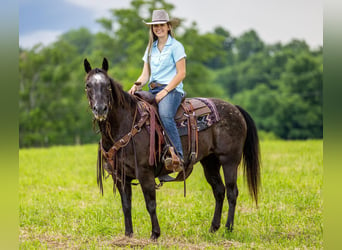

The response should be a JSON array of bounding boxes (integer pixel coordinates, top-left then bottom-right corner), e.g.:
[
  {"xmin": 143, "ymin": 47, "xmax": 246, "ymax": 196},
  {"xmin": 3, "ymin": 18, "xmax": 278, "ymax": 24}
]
[{"xmin": 128, "ymin": 9, "xmax": 186, "ymax": 172}]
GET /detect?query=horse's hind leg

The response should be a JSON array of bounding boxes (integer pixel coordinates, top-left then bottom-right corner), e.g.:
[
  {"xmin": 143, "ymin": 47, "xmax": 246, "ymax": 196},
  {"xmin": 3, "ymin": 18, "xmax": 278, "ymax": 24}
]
[
  {"xmin": 220, "ymin": 155, "xmax": 240, "ymax": 231},
  {"xmin": 201, "ymin": 154, "xmax": 225, "ymax": 233},
  {"xmin": 138, "ymin": 169, "xmax": 160, "ymax": 240}
]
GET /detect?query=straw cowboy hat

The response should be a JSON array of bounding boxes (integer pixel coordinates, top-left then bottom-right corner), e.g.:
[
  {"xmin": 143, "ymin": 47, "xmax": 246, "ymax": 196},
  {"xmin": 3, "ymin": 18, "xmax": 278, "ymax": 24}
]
[{"xmin": 143, "ymin": 9, "xmax": 180, "ymax": 26}]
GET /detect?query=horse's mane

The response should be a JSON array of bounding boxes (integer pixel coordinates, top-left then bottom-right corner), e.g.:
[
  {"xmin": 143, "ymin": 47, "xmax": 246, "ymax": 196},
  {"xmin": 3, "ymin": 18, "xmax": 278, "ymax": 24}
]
[{"xmin": 109, "ymin": 76, "xmax": 137, "ymax": 110}]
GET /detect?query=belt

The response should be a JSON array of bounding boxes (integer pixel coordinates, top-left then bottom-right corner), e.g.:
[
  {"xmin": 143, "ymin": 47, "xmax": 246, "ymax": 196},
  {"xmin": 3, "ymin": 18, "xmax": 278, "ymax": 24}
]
[{"xmin": 150, "ymin": 82, "xmax": 165, "ymax": 89}]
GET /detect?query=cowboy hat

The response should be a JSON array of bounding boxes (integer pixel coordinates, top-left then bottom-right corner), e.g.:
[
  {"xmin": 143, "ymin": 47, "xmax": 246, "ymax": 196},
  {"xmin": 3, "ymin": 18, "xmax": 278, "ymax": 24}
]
[{"xmin": 143, "ymin": 9, "xmax": 180, "ymax": 26}]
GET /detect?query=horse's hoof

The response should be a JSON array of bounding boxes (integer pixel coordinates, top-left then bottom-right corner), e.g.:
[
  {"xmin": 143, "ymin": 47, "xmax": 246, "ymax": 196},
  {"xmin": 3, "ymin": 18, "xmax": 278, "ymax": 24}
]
[
  {"xmin": 225, "ymin": 224, "xmax": 234, "ymax": 232},
  {"xmin": 209, "ymin": 224, "xmax": 220, "ymax": 233},
  {"xmin": 150, "ymin": 232, "xmax": 160, "ymax": 241},
  {"xmin": 125, "ymin": 232, "xmax": 133, "ymax": 238}
]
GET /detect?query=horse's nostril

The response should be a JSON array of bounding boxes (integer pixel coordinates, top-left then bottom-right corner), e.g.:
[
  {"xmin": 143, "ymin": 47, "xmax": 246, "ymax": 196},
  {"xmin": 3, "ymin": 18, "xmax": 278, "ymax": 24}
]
[{"xmin": 93, "ymin": 104, "xmax": 108, "ymax": 115}]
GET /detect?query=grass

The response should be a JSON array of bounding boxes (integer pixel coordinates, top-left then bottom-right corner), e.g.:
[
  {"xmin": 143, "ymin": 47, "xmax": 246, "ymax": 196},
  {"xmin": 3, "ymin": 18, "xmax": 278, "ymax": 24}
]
[{"xmin": 19, "ymin": 140, "xmax": 323, "ymax": 249}]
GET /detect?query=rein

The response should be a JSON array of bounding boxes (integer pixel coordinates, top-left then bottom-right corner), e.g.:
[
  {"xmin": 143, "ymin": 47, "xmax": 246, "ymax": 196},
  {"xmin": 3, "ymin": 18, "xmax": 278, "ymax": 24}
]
[{"xmin": 99, "ymin": 104, "xmax": 147, "ymax": 171}]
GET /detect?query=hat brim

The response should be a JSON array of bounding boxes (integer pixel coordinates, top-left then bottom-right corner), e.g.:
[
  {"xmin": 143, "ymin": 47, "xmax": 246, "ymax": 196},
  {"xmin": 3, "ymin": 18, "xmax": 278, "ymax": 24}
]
[
  {"xmin": 143, "ymin": 20, "xmax": 168, "ymax": 25},
  {"xmin": 143, "ymin": 18, "xmax": 180, "ymax": 27}
]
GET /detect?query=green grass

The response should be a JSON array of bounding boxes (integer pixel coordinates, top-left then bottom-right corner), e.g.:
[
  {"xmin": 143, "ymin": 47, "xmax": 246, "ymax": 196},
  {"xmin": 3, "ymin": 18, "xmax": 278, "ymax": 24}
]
[{"xmin": 19, "ymin": 140, "xmax": 323, "ymax": 249}]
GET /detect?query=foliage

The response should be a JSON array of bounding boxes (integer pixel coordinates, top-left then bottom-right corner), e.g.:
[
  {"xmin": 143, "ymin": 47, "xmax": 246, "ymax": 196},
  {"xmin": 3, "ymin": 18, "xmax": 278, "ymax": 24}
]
[
  {"xmin": 19, "ymin": 0, "xmax": 322, "ymax": 147},
  {"xmin": 19, "ymin": 140, "xmax": 323, "ymax": 248}
]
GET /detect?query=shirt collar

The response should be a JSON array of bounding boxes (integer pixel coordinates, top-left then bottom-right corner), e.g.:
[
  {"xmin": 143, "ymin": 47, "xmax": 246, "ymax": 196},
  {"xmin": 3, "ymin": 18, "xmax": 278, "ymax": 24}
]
[{"xmin": 153, "ymin": 35, "xmax": 173, "ymax": 47}]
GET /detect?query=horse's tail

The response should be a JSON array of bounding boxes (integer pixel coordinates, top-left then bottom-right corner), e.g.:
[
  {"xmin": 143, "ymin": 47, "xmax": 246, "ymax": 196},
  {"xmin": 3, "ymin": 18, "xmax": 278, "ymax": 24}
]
[{"xmin": 236, "ymin": 105, "xmax": 261, "ymax": 205}]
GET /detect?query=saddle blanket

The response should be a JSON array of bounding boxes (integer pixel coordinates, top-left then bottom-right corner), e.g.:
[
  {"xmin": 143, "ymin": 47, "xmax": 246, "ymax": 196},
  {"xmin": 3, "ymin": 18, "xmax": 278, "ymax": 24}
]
[{"xmin": 175, "ymin": 98, "xmax": 220, "ymax": 136}]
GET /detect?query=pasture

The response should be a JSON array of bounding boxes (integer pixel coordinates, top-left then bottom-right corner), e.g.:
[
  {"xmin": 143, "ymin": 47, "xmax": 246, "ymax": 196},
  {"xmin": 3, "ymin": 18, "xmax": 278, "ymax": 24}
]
[{"xmin": 19, "ymin": 140, "xmax": 322, "ymax": 249}]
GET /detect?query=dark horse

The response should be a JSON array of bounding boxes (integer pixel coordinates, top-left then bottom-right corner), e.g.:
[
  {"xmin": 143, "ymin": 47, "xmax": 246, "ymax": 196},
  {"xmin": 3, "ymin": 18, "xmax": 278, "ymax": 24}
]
[{"xmin": 84, "ymin": 58, "xmax": 260, "ymax": 240}]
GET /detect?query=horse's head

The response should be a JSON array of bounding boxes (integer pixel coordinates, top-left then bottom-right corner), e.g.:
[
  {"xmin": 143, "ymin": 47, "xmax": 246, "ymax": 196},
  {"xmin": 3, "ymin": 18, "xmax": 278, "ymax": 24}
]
[{"xmin": 84, "ymin": 58, "xmax": 112, "ymax": 121}]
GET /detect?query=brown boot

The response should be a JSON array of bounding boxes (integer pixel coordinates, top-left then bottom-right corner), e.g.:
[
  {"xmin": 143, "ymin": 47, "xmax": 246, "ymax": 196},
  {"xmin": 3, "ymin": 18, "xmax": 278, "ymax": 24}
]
[
  {"xmin": 164, "ymin": 147, "xmax": 184, "ymax": 172},
  {"xmin": 164, "ymin": 156, "xmax": 183, "ymax": 172}
]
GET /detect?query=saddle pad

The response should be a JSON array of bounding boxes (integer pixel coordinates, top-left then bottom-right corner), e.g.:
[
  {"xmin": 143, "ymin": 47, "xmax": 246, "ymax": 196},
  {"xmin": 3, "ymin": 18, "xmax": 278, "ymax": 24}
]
[{"xmin": 175, "ymin": 98, "xmax": 220, "ymax": 136}]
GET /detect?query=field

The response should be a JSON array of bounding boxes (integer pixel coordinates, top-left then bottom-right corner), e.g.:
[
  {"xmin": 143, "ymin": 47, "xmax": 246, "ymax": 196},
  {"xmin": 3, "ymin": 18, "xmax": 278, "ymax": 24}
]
[{"xmin": 19, "ymin": 140, "xmax": 322, "ymax": 249}]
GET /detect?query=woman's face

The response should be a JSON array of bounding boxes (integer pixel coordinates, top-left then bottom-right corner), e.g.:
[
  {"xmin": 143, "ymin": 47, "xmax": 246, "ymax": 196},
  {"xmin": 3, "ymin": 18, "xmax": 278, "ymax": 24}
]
[{"xmin": 152, "ymin": 23, "xmax": 170, "ymax": 39}]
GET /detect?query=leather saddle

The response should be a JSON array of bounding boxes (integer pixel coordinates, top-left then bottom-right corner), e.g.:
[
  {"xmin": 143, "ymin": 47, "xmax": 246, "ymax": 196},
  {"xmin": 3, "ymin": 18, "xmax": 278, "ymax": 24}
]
[
  {"xmin": 134, "ymin": 91, "xmax": 215, "ymax": 161},
  {"xmin": 134, "ymin": 91, "xmax": 211, "ymax": 127},
  {"xmin": 134, "ymin": 91, "xmax": 219, "ymax": 186}
]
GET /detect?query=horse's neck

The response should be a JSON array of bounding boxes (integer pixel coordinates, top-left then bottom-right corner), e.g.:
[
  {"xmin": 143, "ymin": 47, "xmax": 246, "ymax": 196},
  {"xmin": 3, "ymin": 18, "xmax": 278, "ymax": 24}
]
[{"xmin": 100, "ymin": 102, "xmax": 137, "ymax": 147}]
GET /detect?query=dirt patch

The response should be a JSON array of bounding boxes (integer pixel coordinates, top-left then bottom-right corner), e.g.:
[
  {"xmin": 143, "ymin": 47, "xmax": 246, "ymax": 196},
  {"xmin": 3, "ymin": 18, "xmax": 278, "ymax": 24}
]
[
  {"xmin": 20, "ymin": 228, "xmax": 242, "ymax": 249},
  {"xmin": 109, "ymin": 236, "xmax": 240, "ymax": 249},
  {"xmin": 110, "ymin": 236, "xmax": 155, "ymax": 248}
]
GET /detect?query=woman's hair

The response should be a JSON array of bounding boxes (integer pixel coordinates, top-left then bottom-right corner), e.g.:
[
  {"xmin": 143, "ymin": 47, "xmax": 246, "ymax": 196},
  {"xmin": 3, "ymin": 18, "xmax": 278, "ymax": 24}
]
[{"xmin": 146, "ymin": 23, "xmax": 174, "ymax": 64}]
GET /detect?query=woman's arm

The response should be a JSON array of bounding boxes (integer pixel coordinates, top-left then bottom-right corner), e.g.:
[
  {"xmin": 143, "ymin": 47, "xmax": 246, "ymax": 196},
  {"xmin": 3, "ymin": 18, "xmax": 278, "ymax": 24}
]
[
  {"xmin": 128, "ymin": 62, "xmax": 150, "ymax": 94},
  {"xmin": 155, "ymin": 57, "xmax": 186, "ymax": 103}
]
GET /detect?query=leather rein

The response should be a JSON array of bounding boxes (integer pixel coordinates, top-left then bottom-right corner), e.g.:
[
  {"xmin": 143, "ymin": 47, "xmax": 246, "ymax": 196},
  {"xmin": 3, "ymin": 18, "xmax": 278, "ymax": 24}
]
[
  {"xmin": 100, "ymin": 106, "xmax": 143, "ymax": 169},
  {"xmin": 99, "ymin": 99, "xmax": 163, "ymax": 176}
]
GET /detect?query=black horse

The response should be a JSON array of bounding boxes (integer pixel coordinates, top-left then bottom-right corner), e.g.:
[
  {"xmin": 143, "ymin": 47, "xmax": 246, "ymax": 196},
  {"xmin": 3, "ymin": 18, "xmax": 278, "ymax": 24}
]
[{"xmin": 84, "ymin": 58, "xmax": 260, "ymax": 240}]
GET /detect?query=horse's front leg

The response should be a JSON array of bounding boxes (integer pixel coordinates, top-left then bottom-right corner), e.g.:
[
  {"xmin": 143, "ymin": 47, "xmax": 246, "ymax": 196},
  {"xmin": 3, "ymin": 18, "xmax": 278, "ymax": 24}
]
[
  {"xmin": 138, "ymin": 168, "xmax": 160, "ymax": 240},
  {"xmin": 116, "ymin": 177, "xmax": 133, "ymax": 237}
]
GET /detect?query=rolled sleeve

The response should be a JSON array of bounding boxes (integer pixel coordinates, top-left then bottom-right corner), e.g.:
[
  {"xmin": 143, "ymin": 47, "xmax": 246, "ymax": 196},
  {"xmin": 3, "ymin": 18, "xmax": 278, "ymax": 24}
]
[{"xmin": 172, "ymin": 41, "xmax": 186, "ymax": 63}]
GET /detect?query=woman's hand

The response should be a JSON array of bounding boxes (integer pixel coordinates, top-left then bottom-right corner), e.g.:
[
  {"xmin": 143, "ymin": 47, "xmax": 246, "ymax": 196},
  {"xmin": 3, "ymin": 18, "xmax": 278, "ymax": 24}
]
[
  {"xmin": 155, "ymin": 88, "xmax": 169, "ymax": 103},
  {"xmin": 129, "ymin": 62, "xmax": 150, "ymax": 95},
  {"xmin": 128, "ymin": 84, "xmax": 141, "ymax": 95}
]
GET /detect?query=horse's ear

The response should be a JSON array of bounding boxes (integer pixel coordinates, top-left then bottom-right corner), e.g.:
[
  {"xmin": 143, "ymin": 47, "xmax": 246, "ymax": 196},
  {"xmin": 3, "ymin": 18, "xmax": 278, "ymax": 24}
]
[
  {"xmin": 84, "ymin": 58, "xmax": 92, "ymax": 73},
  {"xmin": 102, "ymin": 58, "xmax": 109, "ymax": 72}
]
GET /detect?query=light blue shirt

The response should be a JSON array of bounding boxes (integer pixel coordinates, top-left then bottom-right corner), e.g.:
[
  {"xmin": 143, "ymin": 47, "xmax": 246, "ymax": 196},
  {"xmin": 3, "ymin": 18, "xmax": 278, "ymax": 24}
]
[{"xmin": 143, "ymin": 35, "xmax": 186, "ymax": 94}]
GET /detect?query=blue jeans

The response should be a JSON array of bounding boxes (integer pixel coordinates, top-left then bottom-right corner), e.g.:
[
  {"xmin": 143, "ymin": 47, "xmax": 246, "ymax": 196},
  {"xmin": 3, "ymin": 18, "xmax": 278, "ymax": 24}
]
[{"xmin": 150, "ymin": 87, "xmax": 184, "ymax": 158}]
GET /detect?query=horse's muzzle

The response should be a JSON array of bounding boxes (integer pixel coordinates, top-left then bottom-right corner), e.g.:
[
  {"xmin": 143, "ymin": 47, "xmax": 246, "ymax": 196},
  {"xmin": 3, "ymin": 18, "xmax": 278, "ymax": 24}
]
[{"xmin": 93, "ymin": 104, "xmax": 108, "ymax": 121}]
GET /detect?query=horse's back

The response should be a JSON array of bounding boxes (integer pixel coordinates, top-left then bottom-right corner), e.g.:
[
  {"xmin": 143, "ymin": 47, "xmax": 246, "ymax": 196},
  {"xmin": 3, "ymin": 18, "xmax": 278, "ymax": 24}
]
[
  {"xmin": 210, "ymin": 98, "xmax": 247, "ymax": 135},
  {"xmin": 195, "ymin": 98, "xmax": 247, "ymax": 159}
]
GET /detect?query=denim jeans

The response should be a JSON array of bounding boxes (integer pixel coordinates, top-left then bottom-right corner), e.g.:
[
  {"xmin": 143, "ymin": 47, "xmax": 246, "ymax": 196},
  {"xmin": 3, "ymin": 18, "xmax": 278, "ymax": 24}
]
[{"xmin": 150, "ymin": 86, "xmax": 184, "ymax": 158}]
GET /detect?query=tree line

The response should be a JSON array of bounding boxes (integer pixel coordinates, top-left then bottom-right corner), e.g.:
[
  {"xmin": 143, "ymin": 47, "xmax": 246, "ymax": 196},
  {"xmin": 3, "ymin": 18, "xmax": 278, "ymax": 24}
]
[{"xmin": 19, "ymin": 0, "xmax": 322, "ymax": 147}]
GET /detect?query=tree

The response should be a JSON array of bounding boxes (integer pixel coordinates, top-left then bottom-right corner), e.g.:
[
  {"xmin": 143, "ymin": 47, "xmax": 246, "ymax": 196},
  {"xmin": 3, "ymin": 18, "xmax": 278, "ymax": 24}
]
[
  {"xmin": 60, "ymin": 28, "xmax": 93, "ymax": 54},
  {"xmin": 235, "ymin": 30, "xmax": 264, "ymax": 62},
  {"xmin": 233, "ymin": 84, "xmax": 280, "ymax": 133}
]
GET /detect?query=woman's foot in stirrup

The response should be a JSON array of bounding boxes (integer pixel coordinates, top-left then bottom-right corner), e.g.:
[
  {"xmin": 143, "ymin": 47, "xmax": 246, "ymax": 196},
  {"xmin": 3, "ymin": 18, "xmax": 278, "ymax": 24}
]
[
  {"xmin": 164, "ymin": 155, "xmax": 183, "ymax": 172},
  {"xmin": 164, "ymin": 156, "xmax": 172, "ymax": 170},
  {"xmin": 174, "ymin": 157, "xmax": 184, "ymax": 172},
  {"xmin": 159, "ymin": 155, "xmax": 184, "ymax": 183}
]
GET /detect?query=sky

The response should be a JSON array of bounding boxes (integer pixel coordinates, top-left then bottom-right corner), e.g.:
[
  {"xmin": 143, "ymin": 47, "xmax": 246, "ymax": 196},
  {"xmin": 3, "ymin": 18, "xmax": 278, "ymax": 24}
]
[{"xmin": 19, "ymin": 0, "xmax": 323, "ymax": 49}]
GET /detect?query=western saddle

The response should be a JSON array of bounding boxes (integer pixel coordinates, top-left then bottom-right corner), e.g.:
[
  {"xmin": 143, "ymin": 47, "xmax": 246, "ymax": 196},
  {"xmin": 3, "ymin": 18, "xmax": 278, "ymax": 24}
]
[{"xmin": 133, "ymin": 91, "xmax": 215, "ymax": 181}]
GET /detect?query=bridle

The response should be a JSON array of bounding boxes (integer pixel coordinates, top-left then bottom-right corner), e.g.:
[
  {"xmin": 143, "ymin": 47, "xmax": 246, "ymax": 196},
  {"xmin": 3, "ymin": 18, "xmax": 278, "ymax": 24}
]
[{"xmin": 85, "ymin": 71, "xmax": 113, "ymax": 119}]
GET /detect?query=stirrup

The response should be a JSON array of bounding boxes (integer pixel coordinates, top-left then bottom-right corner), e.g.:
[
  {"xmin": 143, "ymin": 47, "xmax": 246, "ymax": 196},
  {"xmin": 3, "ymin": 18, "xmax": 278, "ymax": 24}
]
[{"xmin": 163, "ymin": 147, "xmax": 183, "ymax": 172}]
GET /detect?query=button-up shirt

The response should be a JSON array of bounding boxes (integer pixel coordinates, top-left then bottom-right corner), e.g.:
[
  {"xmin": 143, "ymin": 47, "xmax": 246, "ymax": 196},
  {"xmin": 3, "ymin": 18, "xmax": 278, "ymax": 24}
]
[{"xmin": 143, "ymin": 35, "xmax": 186, "ymax": 94}]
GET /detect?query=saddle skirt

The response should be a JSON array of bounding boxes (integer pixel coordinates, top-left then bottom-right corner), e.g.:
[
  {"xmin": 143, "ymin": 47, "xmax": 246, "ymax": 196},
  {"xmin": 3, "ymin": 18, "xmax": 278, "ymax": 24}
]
[{"xmin": 175, "ymin": 97, "xmax": 220, "ymax": 136}]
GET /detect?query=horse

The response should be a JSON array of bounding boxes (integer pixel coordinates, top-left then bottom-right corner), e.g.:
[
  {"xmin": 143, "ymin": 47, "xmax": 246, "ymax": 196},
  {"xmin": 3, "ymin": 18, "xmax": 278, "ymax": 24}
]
[{"xmin": 83, "ymin": 58, "xmax": 260, "ymax": 240}]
